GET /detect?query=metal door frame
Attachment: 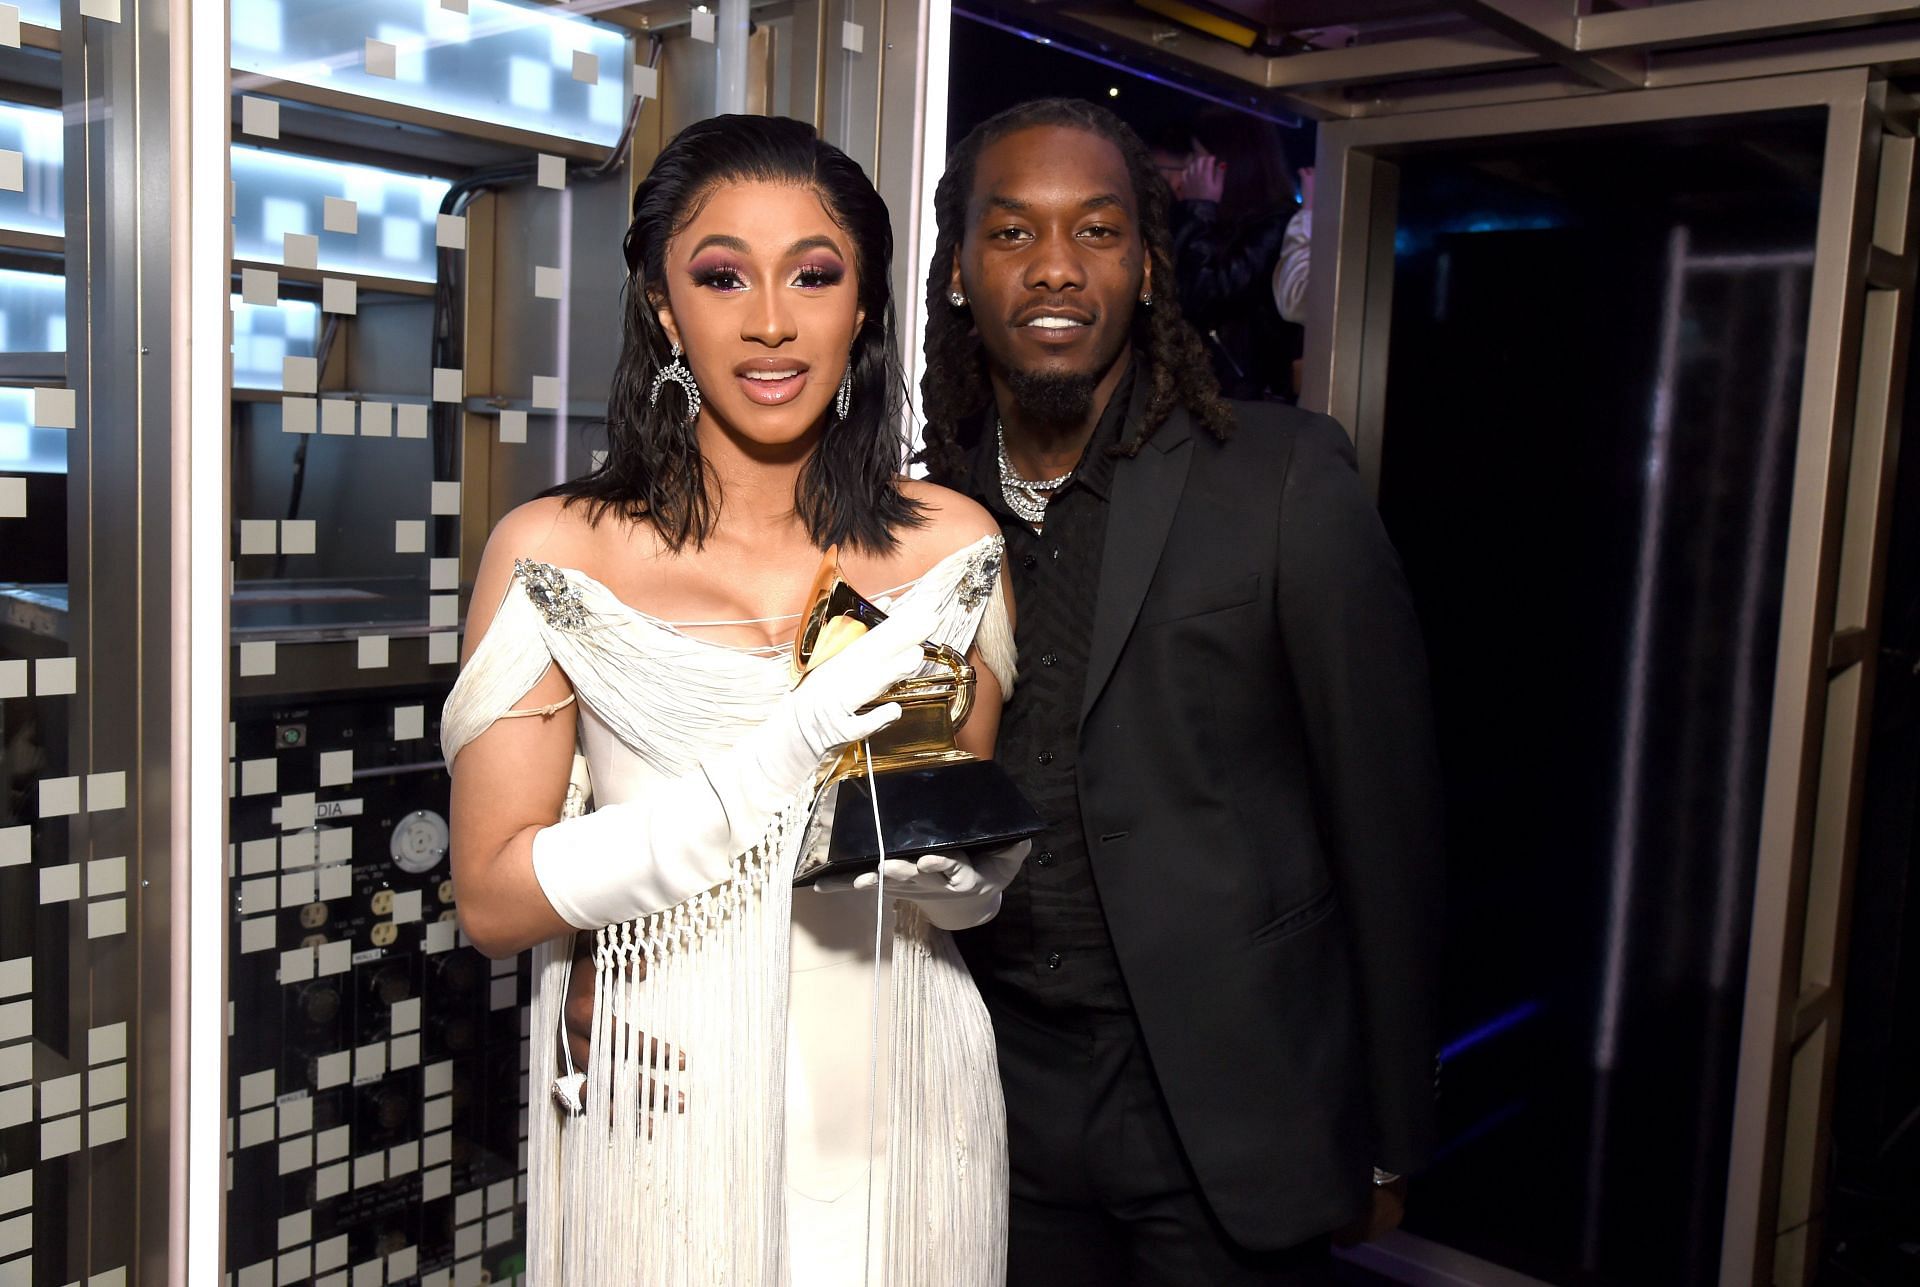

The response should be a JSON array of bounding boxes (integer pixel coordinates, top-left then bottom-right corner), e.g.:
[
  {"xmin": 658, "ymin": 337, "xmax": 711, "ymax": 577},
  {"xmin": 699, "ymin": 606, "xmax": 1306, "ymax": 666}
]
[
  {"xmin": 1304, "ymin": 66, "xmax": 1912, "ymax": 1286},
  {"xmin": 179, "ymin": 0, "xmax": 231, "ymax": 1278}
]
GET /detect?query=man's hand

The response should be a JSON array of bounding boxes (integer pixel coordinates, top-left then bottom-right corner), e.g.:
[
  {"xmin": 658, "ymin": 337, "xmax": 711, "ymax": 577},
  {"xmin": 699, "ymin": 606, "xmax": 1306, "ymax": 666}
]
[{"xmin": 1333, "ymin": 1176, "xmax": 1407, "ymax": 1247}]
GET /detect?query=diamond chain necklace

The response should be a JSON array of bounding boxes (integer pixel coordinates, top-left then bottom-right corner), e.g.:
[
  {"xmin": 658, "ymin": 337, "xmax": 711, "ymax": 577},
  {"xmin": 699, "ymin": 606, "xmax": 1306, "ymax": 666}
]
[{"xmin": 996, "ymin": 419, "xmax": 1074, "ymax": 529}]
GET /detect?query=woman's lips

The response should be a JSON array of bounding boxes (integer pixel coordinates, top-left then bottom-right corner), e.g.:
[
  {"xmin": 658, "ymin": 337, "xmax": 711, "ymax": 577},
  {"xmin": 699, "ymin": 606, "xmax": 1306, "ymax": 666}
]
[{"xmin": 736, "ymin": 369, "xmax": 810, "ymax": 405}]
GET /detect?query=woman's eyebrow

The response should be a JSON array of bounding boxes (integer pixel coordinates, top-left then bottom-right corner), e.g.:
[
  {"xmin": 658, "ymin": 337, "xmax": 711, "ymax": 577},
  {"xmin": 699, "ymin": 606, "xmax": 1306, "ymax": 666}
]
[
  {"xmin": 787, "ymin": 235, "xmax": 843, "ymax": 258},
  {"xmin": 688, "ymin": 233, "xmax": 750, "ymax": 257},
  {"xmin": 687, "ymin": 233, "xmax": 844, "ymax": 258}
]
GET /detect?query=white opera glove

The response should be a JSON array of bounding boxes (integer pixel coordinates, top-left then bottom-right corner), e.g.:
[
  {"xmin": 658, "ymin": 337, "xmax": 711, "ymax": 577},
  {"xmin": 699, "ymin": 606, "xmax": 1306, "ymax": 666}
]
[
  {"xmin": 530, "ymin": 596, "xmax": 945, "ymax": 931},
  {"xmin": 814, "ymin": 839, "xmax": 1031, "ymax": 931}
]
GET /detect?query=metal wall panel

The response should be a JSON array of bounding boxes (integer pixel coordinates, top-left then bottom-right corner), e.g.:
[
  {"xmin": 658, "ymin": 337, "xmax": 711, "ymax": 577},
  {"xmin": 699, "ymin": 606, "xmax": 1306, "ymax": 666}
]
[{"xmin": 0, "ymin": 0, "xmax": 179, "ymax": 1282}]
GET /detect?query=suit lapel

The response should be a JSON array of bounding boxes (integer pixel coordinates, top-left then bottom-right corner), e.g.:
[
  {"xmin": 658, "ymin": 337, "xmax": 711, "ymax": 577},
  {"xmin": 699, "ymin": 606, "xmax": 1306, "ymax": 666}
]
[{"xmin": 1080, "ymin": 400, "xmax": 1194, "ymax": 730}]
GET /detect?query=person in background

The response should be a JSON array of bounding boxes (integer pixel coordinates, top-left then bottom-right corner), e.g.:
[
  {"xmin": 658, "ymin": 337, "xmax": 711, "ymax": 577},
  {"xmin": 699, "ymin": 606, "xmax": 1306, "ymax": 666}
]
[
  {"xmin": 1147, "ymin": 122, "xmax": 1196, "ymax": 206},
  {"xmin": 1274, "ymin": 162, "xmax": 1314, "ymax": 325},
  {"xmin": 1167, "ymin": 110, "xmax": 1303, "ymax": 402}
]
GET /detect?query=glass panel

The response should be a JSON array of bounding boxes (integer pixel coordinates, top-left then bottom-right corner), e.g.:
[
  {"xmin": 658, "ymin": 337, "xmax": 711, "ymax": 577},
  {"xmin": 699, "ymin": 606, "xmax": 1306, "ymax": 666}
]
[
  {"xmin": 1377, "ymin": 112, "xmax": 1825, "ymax": 1286},
  {"xmin": 1826, "ymin": 255, "xmax": 1920, "ymax": 1281},
  {"xmin": 0, "ymin": 101, "xmax": 64, "ymax": 237},
  {"xmin": 232, "ymin": 0, "xmax": 628, "ymax": 147},
  {"xmin": 0, "ymin": 267, "xmax": 64, "ymax": 352},
  {"xmin": 219, "ymin": 0, "xmax": 648, "ymax": 1278},
  {"xmin": 0, "ymin": 387, "xmax": 67, "ymax": 474},
  {"xmin": 233, "ymin": 295, "xmax": 320, "ymax": 390},
  {"xmin": 233, "ymin": 145, "xmax": 453, "ymax": 283}
]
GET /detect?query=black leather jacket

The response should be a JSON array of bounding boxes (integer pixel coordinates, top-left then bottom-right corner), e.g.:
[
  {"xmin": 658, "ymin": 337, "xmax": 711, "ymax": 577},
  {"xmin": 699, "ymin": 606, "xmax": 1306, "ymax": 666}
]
[{"xmin": 1170, "ymin": 198, "xmax": 1301, "ymax": 402}]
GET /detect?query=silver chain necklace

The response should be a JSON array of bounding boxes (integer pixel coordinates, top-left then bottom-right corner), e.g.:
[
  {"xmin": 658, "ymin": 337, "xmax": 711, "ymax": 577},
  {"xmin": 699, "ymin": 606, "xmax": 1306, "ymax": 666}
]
[{"xmin": 996, "ymin": 419, "xmax": 1074, "ymax": 529}]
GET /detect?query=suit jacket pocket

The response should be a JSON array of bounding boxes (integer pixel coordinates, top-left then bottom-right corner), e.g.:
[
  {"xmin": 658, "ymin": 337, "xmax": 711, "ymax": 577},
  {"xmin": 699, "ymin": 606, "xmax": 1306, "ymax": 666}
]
[
  {"xmin": 1250, "ymin": 886, "xmax": 1339, "ymax": 945},
  {"xmin": 1137, "ymin": 573, "xmax": 1259, "ymax": 626}
]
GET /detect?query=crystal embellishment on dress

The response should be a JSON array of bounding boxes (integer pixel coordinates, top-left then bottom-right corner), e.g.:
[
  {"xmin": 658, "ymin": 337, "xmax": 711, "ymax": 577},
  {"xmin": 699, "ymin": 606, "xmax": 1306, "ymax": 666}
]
[
  {"xmin": 517, "ymin": 559, "xmax": 589, "ymax": 630},
  {"xmin": 957, "ymin": 544, "xmax": 1003, "ymax": 611}
]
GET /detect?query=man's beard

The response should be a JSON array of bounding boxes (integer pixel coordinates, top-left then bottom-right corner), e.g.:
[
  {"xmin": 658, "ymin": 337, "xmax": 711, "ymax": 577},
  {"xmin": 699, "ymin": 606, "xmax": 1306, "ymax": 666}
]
[{"xmin": 1004, "ymin": 368, "xmax": 1097, "ymax": 427}]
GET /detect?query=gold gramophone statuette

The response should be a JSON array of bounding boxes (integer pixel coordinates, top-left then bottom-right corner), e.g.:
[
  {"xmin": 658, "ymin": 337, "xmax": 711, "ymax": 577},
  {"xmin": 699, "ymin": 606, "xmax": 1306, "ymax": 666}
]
[
  {"xmin": 792, "ymin": 546, "xmax": 977, "ymax": 787},
  {"xmin": 788, "ymin": 546, "xmax": 1042, "ymax": 887}
]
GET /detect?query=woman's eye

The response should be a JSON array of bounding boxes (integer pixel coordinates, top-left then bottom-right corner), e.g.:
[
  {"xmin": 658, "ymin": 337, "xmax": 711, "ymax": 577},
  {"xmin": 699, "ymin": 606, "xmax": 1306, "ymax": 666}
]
[
  {"xmin": 694, "ymin": 267, "xmax": 748, "ymax": 291},
  {"xmin": 792, "ymin": 265, "xmax": 842, "ymax": 289}
]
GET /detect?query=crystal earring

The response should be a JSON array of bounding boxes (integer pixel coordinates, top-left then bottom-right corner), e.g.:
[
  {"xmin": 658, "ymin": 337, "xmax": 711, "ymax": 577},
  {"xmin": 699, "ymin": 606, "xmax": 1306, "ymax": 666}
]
[
  {"xmin": 1141, "ymin": 291, "xmax": 1154, "ymax": 306},
  {"xmin": 948, "ymin": 291, "xmax": 966, "ymax": 307},
  {"xmin": 648, "ymin": 341, "xmax": 701, "ymax": 425},
  {"xmin": 835, "ymin": 364, "xmax": 854, "ymax": 420}
]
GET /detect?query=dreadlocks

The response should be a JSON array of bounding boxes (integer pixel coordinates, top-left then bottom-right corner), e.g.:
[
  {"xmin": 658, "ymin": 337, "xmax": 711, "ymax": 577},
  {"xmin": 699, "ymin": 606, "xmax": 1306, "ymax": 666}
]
[{"xmin": 918, "ymin": 98, "xmax": 1236, "ymax": 478}]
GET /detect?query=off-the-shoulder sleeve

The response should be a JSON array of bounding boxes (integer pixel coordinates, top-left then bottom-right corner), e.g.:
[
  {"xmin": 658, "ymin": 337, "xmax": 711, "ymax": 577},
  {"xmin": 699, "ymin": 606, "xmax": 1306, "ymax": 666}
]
[
  {"xmin": 440, "ymin": 577, "xmax": 563, "ymax": 769},
  {"xmin": 908, "ymin": 535, "xmax": 1016, "ymax": 699},
  {"xmin": 973, "ymin": 581, "xmax": 1015, "ymax": 698}
]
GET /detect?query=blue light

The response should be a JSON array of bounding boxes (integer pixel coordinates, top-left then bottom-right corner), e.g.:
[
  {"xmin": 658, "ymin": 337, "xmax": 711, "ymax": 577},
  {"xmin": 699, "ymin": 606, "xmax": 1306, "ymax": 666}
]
[
  {"xmin": 0, "ymin": 268, "xmax": 65, "ymax": 353},
  {"xmin": 1438, "ymin": 1000, "xmax": 1544, "ymax": 1063},
  {"xmin": 953, "ymin": 8, "xmax": 1302, "ymax": 130},
  {"xmin": 13, "ymin": 0, "xmax": 58, "ymax": 28},
  {"xmin": 1435, "ymin": 1100, "xmax": 1527, "ymax": 1162},
  {"xmin": 1397, "ymin": 213, "xmax": 1564, "ymax": 258},
  {"xmin": 0, "ymin": 102, "xmax": 63, "ymax": 238},
  {"xmin": 0, "ymin": 388, "xmax": 66, "ymax": 474},
  {"xmin": 231, "ymin": 146, "xmax": 452, "ymax": 283},
  {"xmin": 231, "ymin": 0, "xmax": 628, "ymax": 148}
]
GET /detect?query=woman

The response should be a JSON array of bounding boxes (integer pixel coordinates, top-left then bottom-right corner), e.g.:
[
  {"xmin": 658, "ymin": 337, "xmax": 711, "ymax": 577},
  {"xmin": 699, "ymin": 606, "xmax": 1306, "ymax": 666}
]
[
  {"xmin": 1165, "ymin": 111, "xmax": 1303, "ymax": 402},
  {"xmin": 441, "ymin": 115, "xmax": 1019, "ymax": 1285}
]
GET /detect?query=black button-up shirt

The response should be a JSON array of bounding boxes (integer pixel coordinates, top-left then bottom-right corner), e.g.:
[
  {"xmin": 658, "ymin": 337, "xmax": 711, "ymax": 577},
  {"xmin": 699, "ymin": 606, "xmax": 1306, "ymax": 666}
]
[{"xmin": 952, "ymin": 372, "xmax": 1136, "ymax": 1014}]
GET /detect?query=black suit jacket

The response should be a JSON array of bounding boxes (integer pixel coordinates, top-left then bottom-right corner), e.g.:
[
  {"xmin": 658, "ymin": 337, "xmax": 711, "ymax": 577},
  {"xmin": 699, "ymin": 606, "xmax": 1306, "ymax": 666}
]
[{"xmin": 949, "ymin": 394, "xmax": 1444, "ymax": 1250}]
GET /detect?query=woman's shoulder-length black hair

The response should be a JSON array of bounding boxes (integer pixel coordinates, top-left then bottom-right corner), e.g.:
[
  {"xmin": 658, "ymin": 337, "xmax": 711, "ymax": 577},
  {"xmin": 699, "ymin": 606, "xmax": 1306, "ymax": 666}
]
[{"xmin": 547, "ymin": 113, "xmax": 924, "ymax": 555}]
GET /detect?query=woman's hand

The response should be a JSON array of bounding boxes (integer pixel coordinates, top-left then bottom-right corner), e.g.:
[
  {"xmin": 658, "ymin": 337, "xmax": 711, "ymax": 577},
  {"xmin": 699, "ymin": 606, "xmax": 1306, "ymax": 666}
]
[
  {"xmin": 1183, "ymin": 151, "xmax": 1227, "ymax": 204},
  {"xmin": 559, "ymin": 941, "xmax": 687, "ymax": 1127},
  {"xmin": 814, "ymin": 840, "xmax": 1031, "ymax": 930}
]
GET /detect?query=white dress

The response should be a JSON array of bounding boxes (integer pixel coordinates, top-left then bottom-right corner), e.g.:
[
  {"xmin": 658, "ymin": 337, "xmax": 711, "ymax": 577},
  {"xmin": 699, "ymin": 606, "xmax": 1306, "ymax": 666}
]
[{"xmin": 440, "ymin": 535, "xmax": 1014, "ymax": 1287}]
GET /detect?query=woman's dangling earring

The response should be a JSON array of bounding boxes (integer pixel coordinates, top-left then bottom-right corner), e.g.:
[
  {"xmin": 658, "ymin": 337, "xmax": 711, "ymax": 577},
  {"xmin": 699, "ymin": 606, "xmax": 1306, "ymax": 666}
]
[
  {"xmin": 649, "ymin": 341, "xmax": 702, "ymax": 426},
  {"xmin": 835, "ymin": 363, "xmax": 854, "ymax": 421}
]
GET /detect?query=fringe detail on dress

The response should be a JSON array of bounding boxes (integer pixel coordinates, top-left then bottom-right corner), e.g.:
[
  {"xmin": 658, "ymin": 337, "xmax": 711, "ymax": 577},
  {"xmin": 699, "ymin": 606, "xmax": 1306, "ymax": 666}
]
[
  {"xmin": 528, "ymin": 862, "xmax": 1012, "ymax": 1286},
  {"xmin": 531, "ymin": 808, "xmax": 800, "ymax": 1286},
  {"xmin": 973, "ymin": 584, "xmax": 1019, "ymax": 700},
  {"xmin": 885, "ymin": 905, "xmax": 1010, "ymax": 1286}
]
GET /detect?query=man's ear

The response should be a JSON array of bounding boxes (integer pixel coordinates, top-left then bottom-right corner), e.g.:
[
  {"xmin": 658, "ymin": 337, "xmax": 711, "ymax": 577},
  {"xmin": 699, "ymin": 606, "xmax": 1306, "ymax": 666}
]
[
  {"xmin": 947, "ymin": 259, "xmax": 965, "ymax": 302},
  {"xmin": 1140, "ymin": 250, "xmax": 1152, "ymax": 304}
]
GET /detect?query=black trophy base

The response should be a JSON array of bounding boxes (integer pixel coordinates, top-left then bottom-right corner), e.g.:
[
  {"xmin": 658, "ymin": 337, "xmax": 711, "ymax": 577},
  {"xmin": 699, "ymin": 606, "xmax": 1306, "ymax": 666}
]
[{"xmin": 791, "ymin": 758, "xmax": 1044, "ymax": 887}]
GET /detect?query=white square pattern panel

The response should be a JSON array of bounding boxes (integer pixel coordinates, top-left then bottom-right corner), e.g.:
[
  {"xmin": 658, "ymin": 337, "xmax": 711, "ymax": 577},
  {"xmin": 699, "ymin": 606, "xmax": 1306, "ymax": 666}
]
[{"xmin": 209, "ymin": 9, "xmax": 578, "ymax": 1280}]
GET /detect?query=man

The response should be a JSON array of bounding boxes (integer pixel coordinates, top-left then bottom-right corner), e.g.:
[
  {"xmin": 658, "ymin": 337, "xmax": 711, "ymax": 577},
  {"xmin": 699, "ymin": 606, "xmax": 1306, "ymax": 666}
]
[{"xmin": 919, "ymin": 98, "xmax": 1444, "ymax": 1284}]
